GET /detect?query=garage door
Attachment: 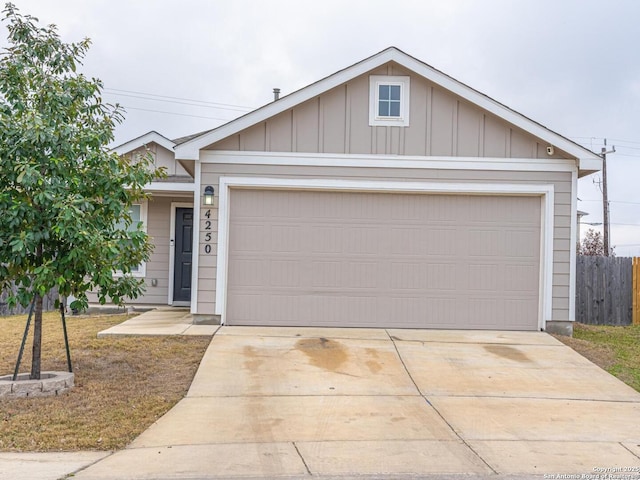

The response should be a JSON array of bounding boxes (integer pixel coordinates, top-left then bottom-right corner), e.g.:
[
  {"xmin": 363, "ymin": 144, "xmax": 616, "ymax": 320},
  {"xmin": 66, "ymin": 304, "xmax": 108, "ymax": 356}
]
[{"xmin": 226, "ymin": 189, "xmax": 541, "ymax": 330}]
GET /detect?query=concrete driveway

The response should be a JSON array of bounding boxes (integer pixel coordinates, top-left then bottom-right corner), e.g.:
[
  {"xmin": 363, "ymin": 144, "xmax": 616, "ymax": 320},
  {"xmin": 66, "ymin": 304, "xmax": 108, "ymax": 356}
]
[{"xmin": 74, "ymin": 327, "xmax": 640, "ymax": 479}]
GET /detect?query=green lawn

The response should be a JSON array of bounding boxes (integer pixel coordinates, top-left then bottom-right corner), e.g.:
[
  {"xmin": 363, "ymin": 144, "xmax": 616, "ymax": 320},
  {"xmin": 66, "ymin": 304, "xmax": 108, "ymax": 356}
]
[{"xmin": 558, "ymin": 323, "xmax": 640, "ymax": 392}]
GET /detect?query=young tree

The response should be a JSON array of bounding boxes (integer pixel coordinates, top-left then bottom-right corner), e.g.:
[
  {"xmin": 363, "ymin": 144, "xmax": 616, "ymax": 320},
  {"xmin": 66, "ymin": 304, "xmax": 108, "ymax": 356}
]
[
  {"xmin": 578, "ymin": 228, "xmax": 614, "ymax": 256},
  {"xmin": 0, "ymin": 4, "xmax": 160, "ymax": 379}
]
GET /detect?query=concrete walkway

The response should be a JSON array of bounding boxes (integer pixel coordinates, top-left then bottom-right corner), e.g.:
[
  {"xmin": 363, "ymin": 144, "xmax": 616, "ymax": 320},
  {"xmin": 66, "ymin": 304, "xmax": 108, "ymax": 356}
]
[
  {"xmin": 0, "ymin": 451, "xmax": 109, "ymax": 480},
  {"xmin": 67, "ymin": 326, "xmax": 640, "ymax": 479},
  {"xmin": 97, "ymin": 307, "xmax": 219, "ymax": 337}
]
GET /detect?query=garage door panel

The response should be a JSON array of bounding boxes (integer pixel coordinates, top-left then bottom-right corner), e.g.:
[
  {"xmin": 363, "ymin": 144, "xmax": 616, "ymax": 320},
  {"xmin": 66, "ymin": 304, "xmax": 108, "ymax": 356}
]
[
  {"xmin": 233, "ymin": 225, "xmax": 264, "ymax": 251},
  {"xmin": 505, "ymin": 229, "xmax": 539, "ymax": 257},
  {"xmin": 505, "ymin": 264, "xmax": 539, "ymax": 291},
  {"xmin": 227, "ymin": 190, "xmax": 540, "ymax": 330},
  {"xmin": 230, "ymin": 258, "xmax": 268, "ymax": 286},
  {"xmin": 310, "ymin": 260, "xmax": 380, "ymax": 289}
]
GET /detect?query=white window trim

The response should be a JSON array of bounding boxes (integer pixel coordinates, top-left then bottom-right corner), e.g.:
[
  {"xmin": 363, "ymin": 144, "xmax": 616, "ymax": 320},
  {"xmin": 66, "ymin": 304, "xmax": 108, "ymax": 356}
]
[
  {"xmin": 113, "ymin": 200, "xmax": 148, "ymax": 278},
  {"xmin": 369, "ymin": 75, "xmax": 410, "ymax": 126},
  {"xmin": 216, "ymin": 176, "xmax": 554, "ymax": 331}
]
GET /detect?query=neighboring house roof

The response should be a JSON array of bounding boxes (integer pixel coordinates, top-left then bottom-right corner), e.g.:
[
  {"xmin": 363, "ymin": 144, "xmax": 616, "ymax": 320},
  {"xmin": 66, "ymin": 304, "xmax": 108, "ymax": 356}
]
[
  {"xmin": 173, "ymin": 46, "xmax": 602, "ymax": 174},
  {"xmin": 172, "ymin": 129, "xmax": 215, "ymax": 146},
  {"xmin": 113, "ymin": 130, "xmax": 175, "ymax": 155}
]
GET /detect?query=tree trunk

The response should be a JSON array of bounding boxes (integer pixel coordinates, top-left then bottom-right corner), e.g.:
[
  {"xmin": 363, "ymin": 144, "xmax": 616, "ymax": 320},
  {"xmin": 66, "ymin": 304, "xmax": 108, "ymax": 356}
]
[{"xmin": 30, "ymin": 293, "xmax": 43, "ymax": 380}]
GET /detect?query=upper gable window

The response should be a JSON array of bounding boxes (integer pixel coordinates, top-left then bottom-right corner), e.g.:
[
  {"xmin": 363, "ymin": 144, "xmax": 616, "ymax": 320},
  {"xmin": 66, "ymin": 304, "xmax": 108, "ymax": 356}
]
[{"xmin": 369, "ymin": 75, "xmax": 410, "ymax": 127}]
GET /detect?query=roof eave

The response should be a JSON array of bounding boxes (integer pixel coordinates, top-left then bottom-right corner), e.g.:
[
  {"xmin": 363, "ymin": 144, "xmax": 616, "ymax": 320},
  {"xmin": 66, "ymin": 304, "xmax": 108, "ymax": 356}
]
[
  {"xmin": 113, "ymin": 131, "xmax": 176, "ymax": 156},
  {"xmin": 174, "ymin": 47, "xmax": 601, "ymax": 165},
  {"xmin": 577, "ymin": 156, "xmax": 603, "ymax": 178},
  {"xmin": 174, "ymin": 48, "xmax": 399, "ymax": 159}
]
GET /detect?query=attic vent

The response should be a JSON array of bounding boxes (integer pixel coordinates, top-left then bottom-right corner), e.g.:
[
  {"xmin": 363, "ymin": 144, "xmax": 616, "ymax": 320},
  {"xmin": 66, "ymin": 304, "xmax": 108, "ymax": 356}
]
[{"xmin": 273, "ymin": 88, "xmax": 280, "ymax": 101}]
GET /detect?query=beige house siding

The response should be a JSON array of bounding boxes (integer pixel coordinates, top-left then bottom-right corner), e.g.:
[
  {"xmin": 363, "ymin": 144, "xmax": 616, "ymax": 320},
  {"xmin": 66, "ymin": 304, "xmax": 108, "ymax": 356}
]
[
  {"xmin": 87, "ymin": 194, "xmax": 193, "ymax": 305},
  {"xmin": 197, "ymin": 163, "xmax": 571, "ymax": 322},
  {"xmin": 205, "ymin": 62, "xmax": 571, "ymax": 161},
  {"xmin": 143, "ymin": 195, "xmax": 191, "ymax": 304},
  {"xmin": 129, "ymin": 142, "xmax": 190, "ymax": 177}
]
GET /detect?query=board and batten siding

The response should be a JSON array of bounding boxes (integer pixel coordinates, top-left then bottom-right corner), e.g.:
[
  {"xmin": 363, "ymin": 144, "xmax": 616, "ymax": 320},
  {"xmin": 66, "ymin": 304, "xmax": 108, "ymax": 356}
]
[
  {"xmin": 197, "ymin": 163, "xmax": 572, "ymax": 323},
  {"xmin": 129, "ymin": 142, "xmax": 190, "ymax": 177},
  {"xmin": 143, "ymin": 196, "xmax": 191, "ymax": 304},
  {"xmin": 205, "ymin": 62, "xmax": 572, "ymax": 161}
]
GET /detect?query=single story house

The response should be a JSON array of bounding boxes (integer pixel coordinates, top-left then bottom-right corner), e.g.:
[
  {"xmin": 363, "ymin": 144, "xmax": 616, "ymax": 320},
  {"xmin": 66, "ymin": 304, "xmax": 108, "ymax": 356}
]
[{"xmin": 107, "ymin": 47, "xmax": 601, "ymax": 335}]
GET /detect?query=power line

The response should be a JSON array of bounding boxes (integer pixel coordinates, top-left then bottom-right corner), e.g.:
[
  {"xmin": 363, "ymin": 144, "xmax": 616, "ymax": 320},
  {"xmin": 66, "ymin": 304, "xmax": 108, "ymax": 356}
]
[
  {"xmin": 104, "ymin": 87, "xmax": 254, "ymax": 111},
  {"xmin": 105, "ymin": 91, "xmax": 253, "ymax": 113},
  {"xmin": 612, "ymin": 153, "xmax": 640, "ymax": 158},
  {"xmin": 579, "ymin": 199, "xmax": 640, "ymax": 206},
  {"xmin": 121, "ymin": 105, "xmax": 236, "ymax": 121},
  {"xmin": 613, "ymin": 144, "xmax": 640, "ymax": 151},
  {"xmin": 609, "ymin": 138, "xmax": 640, "ymax": 146},
  {"xmin": 570, "ymin": 136, "xmax": 640, "ymax": 147}
]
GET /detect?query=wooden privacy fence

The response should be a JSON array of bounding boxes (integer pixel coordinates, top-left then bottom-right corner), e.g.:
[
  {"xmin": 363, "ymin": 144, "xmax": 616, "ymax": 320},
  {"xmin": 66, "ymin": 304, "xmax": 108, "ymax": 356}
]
[
  {"xmin": 0, "ymin": 286, "xmax": 58, "ymax": 316},
  {"xmin": 576, "ymin": 255, "xmax": 640, "ymax": 326}
]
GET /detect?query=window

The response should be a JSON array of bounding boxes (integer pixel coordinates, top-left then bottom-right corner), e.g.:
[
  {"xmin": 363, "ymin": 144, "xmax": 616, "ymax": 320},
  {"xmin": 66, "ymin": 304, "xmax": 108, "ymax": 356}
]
[
  {"xmin": 378, "ymin": 84, "xmax": 401, "ymax": 117},
  {"xmin": 115, "ymin": 202, "xmax": 148, "ymax": 277},
  {"xmin": 369, "ymin": 75, "xmax": 410, "ymax": 127}
]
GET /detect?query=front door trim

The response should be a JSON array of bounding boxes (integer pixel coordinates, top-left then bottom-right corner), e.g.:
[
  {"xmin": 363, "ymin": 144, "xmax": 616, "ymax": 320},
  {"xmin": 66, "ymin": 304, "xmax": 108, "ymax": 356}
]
[
  {"xmin": 216, "ymin": 176, "xmax": 554, "ymax": 330},
  {"xmin": 168, "ymin": 202, "xmax": 194, "ymax": 306}
]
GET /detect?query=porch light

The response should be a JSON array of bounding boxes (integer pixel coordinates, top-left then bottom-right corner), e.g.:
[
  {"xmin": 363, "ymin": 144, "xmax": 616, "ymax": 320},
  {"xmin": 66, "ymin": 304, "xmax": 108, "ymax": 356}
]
[{"xmin": 203, "ymin": 185, "xmax": 214, "ymax": 205}]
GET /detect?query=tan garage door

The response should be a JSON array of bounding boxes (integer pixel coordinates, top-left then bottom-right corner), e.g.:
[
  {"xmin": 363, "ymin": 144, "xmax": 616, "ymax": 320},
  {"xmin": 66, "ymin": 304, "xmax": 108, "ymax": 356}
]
[{"xmin": 226, "ymin": 189, "xmax": 541, "ymax": 330}]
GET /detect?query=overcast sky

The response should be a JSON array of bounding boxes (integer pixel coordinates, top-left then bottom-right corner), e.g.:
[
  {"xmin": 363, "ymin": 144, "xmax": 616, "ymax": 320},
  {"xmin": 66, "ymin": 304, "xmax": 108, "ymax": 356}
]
[{"xmin": 5, "ymin": 0, "xmax": 640, "ymax": 255}]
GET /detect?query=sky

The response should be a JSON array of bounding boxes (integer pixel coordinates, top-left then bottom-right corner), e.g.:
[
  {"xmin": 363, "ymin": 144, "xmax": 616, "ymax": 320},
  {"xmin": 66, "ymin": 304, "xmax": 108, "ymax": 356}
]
[{"xmin": 4, "ymin": 0, "xmax": 640, "ymax": 255}]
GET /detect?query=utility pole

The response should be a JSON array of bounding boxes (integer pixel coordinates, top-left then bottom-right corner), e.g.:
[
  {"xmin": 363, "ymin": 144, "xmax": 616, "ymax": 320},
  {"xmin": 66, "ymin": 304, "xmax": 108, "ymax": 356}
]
[{"xmin": 601, "ymin": 139, "xmax": 615, "ymax": 256}]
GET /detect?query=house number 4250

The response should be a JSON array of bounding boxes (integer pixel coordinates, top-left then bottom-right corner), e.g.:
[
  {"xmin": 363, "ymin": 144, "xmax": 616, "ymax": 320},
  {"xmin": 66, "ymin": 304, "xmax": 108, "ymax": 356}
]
[{"xmin": 203, "ymin": 209, "xmax": 212, "ymax": 254}]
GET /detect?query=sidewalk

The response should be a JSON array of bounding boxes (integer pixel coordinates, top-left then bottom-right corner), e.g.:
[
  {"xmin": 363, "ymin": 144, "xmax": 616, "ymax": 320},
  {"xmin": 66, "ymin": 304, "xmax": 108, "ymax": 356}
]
[{"xmin": 0, "ymin": 451, "xmax": 109, "ymax": 480}]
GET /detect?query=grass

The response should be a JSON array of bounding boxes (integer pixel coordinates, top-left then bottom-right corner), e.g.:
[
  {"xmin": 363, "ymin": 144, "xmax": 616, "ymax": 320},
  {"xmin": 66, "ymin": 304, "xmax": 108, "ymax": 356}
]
[
  {"xmin": 555, "ymin": 323, "xmax": 640, "ymax": 392},
  {"xmin": 0, "ymin": 311, "xmax": 210, "ymax": 452}
]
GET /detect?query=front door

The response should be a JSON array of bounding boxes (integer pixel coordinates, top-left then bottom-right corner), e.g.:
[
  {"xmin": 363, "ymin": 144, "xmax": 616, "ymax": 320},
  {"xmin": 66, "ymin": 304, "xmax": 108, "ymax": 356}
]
[{"xmin": 173, "ymin": 207, "xmax": 193, "ymax": 303}]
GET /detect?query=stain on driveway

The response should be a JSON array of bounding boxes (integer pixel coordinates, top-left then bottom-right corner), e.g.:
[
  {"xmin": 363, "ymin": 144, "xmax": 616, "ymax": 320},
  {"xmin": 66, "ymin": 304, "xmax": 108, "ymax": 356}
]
[{"xmin": 73, "ymin": 327, "xmax": 640, "ymax": 479}]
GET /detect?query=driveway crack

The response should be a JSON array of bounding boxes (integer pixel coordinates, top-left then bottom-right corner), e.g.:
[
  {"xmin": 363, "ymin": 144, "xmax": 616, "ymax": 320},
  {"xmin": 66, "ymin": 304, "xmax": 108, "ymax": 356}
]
[
  {"xmin": 385, "ymin": 330, "xmax": 422, "ymax": 396},
  {"xmin": 385, "ymin": 329, "xmax": 498, "ymax": 475},
  {"xmin": 292, "ymin": 441, "xmax": 312, "ymax": 475},
  {"xmin": 621, "ymin": 442, "xmax": 640, "ymax": 461}
]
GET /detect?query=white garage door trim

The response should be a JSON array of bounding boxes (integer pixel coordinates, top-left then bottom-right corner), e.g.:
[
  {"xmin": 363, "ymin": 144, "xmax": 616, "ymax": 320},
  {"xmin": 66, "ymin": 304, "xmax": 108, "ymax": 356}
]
[{"xmin": 216, "ymin": 177, "xmax": 555, "ymax": 330}]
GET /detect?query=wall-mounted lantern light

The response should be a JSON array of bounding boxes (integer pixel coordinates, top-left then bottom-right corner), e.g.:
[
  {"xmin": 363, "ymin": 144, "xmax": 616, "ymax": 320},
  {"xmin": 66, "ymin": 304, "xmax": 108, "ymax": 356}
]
[{"xmin": 203, "ymin": 185, "xmax": 214, "ymax": 205}]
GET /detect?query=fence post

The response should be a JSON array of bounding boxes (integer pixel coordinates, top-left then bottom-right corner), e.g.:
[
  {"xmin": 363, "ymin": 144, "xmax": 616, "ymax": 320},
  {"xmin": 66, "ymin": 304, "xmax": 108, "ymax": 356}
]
[{"xmin": 631, "ymin": 257, "xmax": 640, "ymax": 325}]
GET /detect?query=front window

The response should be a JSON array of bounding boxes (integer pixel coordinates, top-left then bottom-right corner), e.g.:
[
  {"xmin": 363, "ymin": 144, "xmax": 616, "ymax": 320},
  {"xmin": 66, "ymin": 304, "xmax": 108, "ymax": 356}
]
[{"xmin": 115, "ymin": 202, "xmax": 147, "ymax": 277}]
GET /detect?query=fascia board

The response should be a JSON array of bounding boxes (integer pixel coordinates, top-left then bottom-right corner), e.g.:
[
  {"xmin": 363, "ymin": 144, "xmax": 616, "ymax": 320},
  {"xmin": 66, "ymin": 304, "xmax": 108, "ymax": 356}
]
[
  {"xmin": 114, "ymin": 131, "xmax": 176, "ymax": 156},
  {"xmin": 395, "ymin": 53, "xmax": 600, "ymax": 163},
  {"xmin": 145, "ymin": 182, "xmax": 196, "ymax": 193},
  {"xmin": 175, "ymin": 49, "xmax": 398, "ymax": 160},
  {"xmin": 176, "ymin": 47, "xmax": 600, "ymax": 165},
  {"xmin": 577, "ymin": 157, "xmax": 603, "ymax": 177}
]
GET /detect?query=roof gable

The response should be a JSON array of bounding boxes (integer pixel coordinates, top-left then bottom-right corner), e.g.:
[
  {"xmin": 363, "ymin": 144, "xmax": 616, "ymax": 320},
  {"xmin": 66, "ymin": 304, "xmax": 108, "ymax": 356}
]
[
  {"xmin": 174, "ymin": 47, "xmax": 601, "ymax": 173},
  {"xmin": 113, "ymin": 130, "xmax": 175, "ymax": 155}
]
